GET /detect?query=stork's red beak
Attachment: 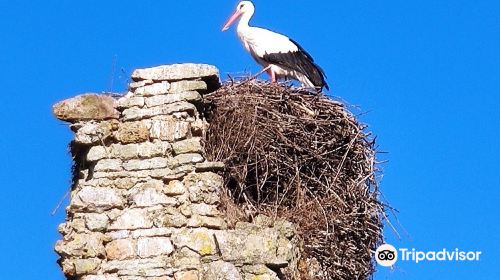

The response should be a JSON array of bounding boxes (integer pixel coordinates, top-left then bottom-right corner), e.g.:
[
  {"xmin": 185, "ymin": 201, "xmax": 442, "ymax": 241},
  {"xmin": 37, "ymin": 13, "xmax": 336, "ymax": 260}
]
[{"xmin": 222, "ymin": 10, "xmax": 242, "ymax": 31}]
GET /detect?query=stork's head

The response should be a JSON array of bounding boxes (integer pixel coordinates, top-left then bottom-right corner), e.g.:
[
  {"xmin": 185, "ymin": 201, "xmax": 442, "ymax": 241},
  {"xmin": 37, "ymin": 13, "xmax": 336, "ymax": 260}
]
[{"xmin": 221, "ymin": 1, "xmax": 255, "ymax": 31}]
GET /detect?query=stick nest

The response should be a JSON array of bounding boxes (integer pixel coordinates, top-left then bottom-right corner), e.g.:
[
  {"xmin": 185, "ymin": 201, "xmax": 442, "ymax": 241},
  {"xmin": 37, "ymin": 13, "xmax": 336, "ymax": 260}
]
[{"xmin": 202, "ymin": 81, "xmax": 384, "ymax": 280}]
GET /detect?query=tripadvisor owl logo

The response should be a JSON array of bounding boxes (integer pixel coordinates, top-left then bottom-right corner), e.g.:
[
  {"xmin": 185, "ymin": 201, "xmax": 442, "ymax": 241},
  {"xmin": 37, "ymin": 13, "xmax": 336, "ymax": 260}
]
[{"xmin": 375, "ymin": 244, "xmax": 398, "ymax": 267}]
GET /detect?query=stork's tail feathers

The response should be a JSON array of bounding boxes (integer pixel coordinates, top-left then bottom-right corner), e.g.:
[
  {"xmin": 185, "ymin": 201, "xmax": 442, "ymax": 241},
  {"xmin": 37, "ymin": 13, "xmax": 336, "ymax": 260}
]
[
  {"xmin": 310, "ymin": 64, "xmax": 329, "ymax": 91},
  {"xmin": 287, "ymin": 39, "xmax": 329, "ymax": 91}
]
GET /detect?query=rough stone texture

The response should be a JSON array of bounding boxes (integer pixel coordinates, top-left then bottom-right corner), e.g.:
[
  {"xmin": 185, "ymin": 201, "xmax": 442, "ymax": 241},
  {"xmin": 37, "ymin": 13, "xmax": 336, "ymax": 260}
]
[
  {"xmin": 194, "ymin": 162, "xmax": 225, "ymax": 172},
  {"xmin": 101, "ymin": 257, "xmax": 170, "ymax": 274},
  {"xmin": 190, "ymin": 119, "xmax": 206, "ymax": 137},
  {"xmin": 243, "ymin": 268, "xmax": 280, "ymax": 280},
  {"xmin": 171, "ymin": 138, "xmax": 202, "ymax": 155},
  {"xmin": 106, "ymin": 239, "xmax": 136, "ymax": 260},
  {"xmin": 124, "ymin": 158, "xmax": 169, "ymax": 171},
  {"xmin": 171, "ymin": 228, "xmax": 216, "ymax": 256},
  {"xmin": 54, "ymin": 94, "xmax": 119, "ymax": 122},
  {"xmin": 128, "ymin": 80, "xmax": 154, "ymax": 91},
  {"xmin": 87, "ymin": 142, "xmax": 172, "ymax": 162},
  {"xmin": 85, "ymin": 213, "xmax": 110, "ymax": 231},
  {"xmin": 131, "ymin": 64, "xmax": 218, "ymax": 82},
  {"xmin": 171, "ymin": 247, "xmax": 201, "ymax": 270},
  {"xmin": 74, "ymin": 121, "xmax": 117, "ymax": 145},
  {"xmin": 171, "ymin": 153, "xmax": 204, "ymax": 167},
  {"xmin": 118, "ymin": 96, "xmax": 145, "ymax": 109},
  {"xmin": 174, "ymin": 270, "xmax": 199, "ymax": 280},
  {"xmin": 72, "ymin": 186, "xmax": 125, "ymax": 210},
  {"xmin": 94, "ymin": 159, "xmax": 123, "ymax": 172},
  {"xmin": 145, "ymin": 92, "xmax": 201, "ymax": 108},
  {"xmin": 190, "ymin": 203, "xmax": 219, "ymax": 217},
  {"xmin": 214, "ymin": 228, "xmax": 291, "ymax": 266},
  {"xmin": 131, "ymin": 228, "xmax": 173, "ymax": 239},
  {"xmin": 202, "ymin": 261, "xmax": 242, "ymax": 280},
  {"xmin": 54, "ymin": 64, "xmax": 298, "ymax": 280},
  {"xmin": 129, "ymin": 185, "xmax": 177, "ymax": 207},
  {"xmin": 110, "ymin": 208, "xmax": 153, "ymax": 230},
  {"xmin": 75, "ymin": 259, "xmax": 102, "ymax": 275},
  {"xmin": 251, "ymin": 273, "xmax": 280, "ymax": 280},
  {"xmin": 81, "ymin": 275, "xmax": 121, "ymax": 280},
  {"xmin": 133, "ymin": 82, "xmax": 171, "ymax": 96},
  {"xmin": 137, "ymin": 237, "xmax": 174, "ymax": 258},
  {"xmin": 187, "ymin": 215, "xmax": 227, "ymax": 230},
  {"xmin": 55, "ymin": 233, "xmax": 107, "ymax": 258},
  {"xmin": 169, "ymin": 81, "xmax": 207, "ymax": 94},
  {"xmin": 150, "ymin": 116, "xmax": 190, "ymax": 142},
  {"xmin": 163, "ymin": 180, "xmax": 185, "ymax": 196},
  {"xmin": 153, "ymin": 208, "xmax": 188, "ymax": 228},
  {"xmin": 184, "ymin": 173, "xmax": 222, "ymax": 205},
  {"xmin": 116, "ymin": 121, "xmax": 150, "ymax": 144},
  {"xmin": 122, "ymin": 102, "xmax": 197, "ymax": 121}
]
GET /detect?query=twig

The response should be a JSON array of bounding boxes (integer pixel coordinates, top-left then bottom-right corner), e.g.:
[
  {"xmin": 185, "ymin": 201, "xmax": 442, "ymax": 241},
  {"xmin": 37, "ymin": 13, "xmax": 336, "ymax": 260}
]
[
  {"xmin": 51, "ymin": 188, "xmax": 71, "ymax": 216},
  {"xmin": 234, "ymin": 66, "xmax": 271, "ymax": 88}
]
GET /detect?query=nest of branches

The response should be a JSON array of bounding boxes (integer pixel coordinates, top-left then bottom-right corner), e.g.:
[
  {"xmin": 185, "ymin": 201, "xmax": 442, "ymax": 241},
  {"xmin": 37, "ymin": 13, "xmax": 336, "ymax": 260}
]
[{"xmin": 203, "ymin": 81, "xmax": 384, "ymax": 280}]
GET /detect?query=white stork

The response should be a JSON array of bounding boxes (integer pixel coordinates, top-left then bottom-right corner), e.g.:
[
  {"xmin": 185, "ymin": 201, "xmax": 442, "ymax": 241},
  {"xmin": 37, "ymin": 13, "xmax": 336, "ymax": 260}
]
[{"xmin": 222, "ymin": 1, "xmax": 329, "ymax": 91}]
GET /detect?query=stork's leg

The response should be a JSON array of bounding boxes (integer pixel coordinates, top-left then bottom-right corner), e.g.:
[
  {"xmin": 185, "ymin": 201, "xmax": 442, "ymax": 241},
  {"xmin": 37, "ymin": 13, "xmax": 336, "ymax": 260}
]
[
  {"xmin": 247, "ymin": 65, "xmax": 271, "ymax": 80},
  {"xmin": 265, "ymin": 66, "xmax": 276, "ymax": 83}
]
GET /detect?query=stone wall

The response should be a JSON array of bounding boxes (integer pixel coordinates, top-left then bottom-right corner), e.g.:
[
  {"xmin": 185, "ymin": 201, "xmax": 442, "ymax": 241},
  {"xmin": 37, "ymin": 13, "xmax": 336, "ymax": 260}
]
[{"xmin": 53, "ymin": 64, "xmax": 298, "ymax": 280}]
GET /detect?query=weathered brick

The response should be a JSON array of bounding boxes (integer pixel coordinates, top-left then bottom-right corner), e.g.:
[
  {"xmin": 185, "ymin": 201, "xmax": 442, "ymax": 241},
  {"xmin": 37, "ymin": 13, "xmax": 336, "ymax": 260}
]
[
  {"xmin": 110, "ymin": 208, "xmax": 153, "ymax": 230},
  {"xmin": 131, "ymin": 63, "xmax": 218, "ymax": 82},
  {"xmin": 106, "ymin": 239, "xmax": 135, "ymax": 260},
  {"xmin": 123, "ymin": 158, "xmax": 169, "ymax": 171},
  {"xmin": 85, "ymin": 213, "xmax": 110, "ymax": 231},
  {"xmin": 169, "ymin": 81, "xmax": 207, "ymax": 94},
  {"xmin": 137, "ymin": 237, "xmax": 174, "ymax": 258},
  {"xmin": 145, "ymin": 91, "xmax": 201, "ymax": 107},
  {"xmin": 133, "ymin": 82, "xmax": 171, "ymax": 96},
  {"xmin": 172, "ymin": 138, "xmax": 202, "ymax": 155},
  {"xmin": 129, "ymin": 79, "xmax": 154, "ymax": 91},
  {"xmin": 73, "ymin": 186, "xmax": 124, "ymax": 210},
  {"xmin": 171, "ymin": 228, "xmax": 216, "ymax": 256},
  {"xmin": 94, "ymin": 159, "xmax": 123, "ymax": 172},
  {"xmin": 129, "ymin": 185, "xmax": 177, "ymax": 207},
  {"xmin": 174, "ymin": 270, "xmax": 199, "ymax": 280},
  {"xmin": 150, "ymin": 116, "xmax": 190, "ymax": 141},
  {"xmin": 118, "ymin": 96, "xmax": 145, "ymax": 109},
  {"xmin": 123, "ymin": 102, "xmax": 197, "ymax": 121},
  {"xmin": 116, "ymin": 121, "xmax": 150, "ymax": 144},
  {"xmin": 164, "ymin": 180, "xmax": 186, "ymax": 196}
]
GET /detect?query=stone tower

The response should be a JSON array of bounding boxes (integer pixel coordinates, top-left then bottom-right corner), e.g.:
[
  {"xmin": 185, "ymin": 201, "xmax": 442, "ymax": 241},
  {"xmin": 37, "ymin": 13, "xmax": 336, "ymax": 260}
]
[{"xmin": 53, "ymin": 64, "xmax": 298, "ymax": 280}]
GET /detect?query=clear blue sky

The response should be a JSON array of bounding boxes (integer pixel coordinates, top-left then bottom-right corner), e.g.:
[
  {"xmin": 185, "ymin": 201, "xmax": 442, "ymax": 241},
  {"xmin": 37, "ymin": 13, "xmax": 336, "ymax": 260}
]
[{"xmin": 0, "ymin": 0, "xmax": 498, "ymax": 279}]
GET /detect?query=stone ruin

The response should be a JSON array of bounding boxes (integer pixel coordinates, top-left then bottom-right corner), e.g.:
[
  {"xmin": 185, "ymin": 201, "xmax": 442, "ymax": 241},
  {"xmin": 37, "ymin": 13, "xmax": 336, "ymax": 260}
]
[{"xmin": 53, "ymin": 64, "xmax": 299, "ymax": 280}]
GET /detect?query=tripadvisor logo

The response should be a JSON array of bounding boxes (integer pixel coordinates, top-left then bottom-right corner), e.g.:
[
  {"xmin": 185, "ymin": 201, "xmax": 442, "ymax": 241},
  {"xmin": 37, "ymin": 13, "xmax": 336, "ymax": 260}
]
[
  {"xmin": 375, "ymin": 244, "xmax": 482, "ymax": 266},
  {"xmin": 375, "ymin": 244, "xmax": 398, "ymax": 267}
]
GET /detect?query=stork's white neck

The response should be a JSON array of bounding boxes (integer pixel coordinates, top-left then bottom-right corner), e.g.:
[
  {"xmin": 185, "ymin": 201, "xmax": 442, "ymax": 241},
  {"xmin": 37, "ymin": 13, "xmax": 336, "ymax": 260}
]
[{"xmin": 237, "ymin": 9, "xmax": 254, "ymax": 32}]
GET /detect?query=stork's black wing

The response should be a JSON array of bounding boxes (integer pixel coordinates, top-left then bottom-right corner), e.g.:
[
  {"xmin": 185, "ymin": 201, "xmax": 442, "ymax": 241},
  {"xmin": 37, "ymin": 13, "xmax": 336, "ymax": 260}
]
[{"xmin": 262, "ymin": 38, "xmax": 329, "ymax": 90}]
